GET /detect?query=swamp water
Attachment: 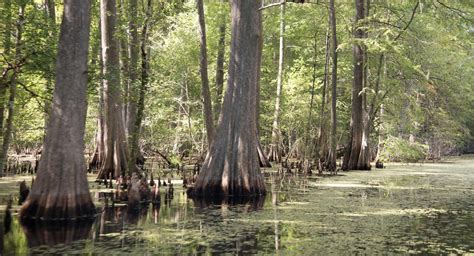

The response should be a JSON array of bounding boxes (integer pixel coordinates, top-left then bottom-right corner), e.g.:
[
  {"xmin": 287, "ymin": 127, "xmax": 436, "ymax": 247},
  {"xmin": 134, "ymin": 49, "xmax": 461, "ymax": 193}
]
[{"xmin": 0, "ymin": 156, "xmax": 473, "ymax": 255}]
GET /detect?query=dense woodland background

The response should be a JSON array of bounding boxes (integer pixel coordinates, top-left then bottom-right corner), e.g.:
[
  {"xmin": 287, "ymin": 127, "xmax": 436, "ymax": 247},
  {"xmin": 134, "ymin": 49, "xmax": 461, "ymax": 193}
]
[{"xmin": 0, "ymin": 0, "xmax": 473, "ymax": 170}]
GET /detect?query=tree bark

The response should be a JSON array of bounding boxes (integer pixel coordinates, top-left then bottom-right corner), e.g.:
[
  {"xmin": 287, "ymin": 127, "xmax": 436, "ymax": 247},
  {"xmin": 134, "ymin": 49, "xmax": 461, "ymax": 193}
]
[
  {"xmin": 44, "ymin": 0, "xmax": 56, "ymax": 21},
  {"xmin": 118, "ymin": 0, "xmax": 130, "ymax": 127},
  {"xmin": 197, "ymin": 0, "xmax": 215, "ymax": 148},
  {"xmin": 190, "ymin": 0, "xmax": 266, "ymax": 198},
  {"xmin": 375, "ymin": 104, "xmax": 384, "ymax": 160},
  {"xmin": 317, "ymin": 27, "xmax": 330, "ymax": 160},
  {"xmin": 0, "ymin": 0, "xmax": 12, "ymax": 176},
  {"xmin": 97, "ymin": 0, "xmax": 130, "ymax": 179},
  {"xmin": 0, "ymin": 2, "xmax": 25, "ymax": 175},
  {"xmin": 128, "ymin": 0, "xmax": 152, "ymax": 172},
  {"xmin": 357, "ymin": 0, "xmax": 371, "ymax": 168},
  {"xmin": 304, "ymin": 34, "xmax": 316, "ymax": 159},
  {"xmin": 342, "ymin": 0, "xmax": 370, "ymax": 170},
  {"xmin": 327, "ymin": 0, "xmax": 338, "ymax": 171},
  {"xmin": 172, "ymin": 86, "xmax": 184, "ymax": 154},
  {"xmin": 213, "ymin": 0, "xmax": 226, "ymax": 124},
  {"xmin": 43, "ymin": 0, "xmax": 57, "ymax": 129},
  {"xmin": 256, "ymin": 8, "xmax": 271, "ymax": 168},
  {"xmin": 20, "ymin": 0, "xmax": 96, "ymax": 220},
  {"xmin": 126, "ymin": 0, "xmax": 139, "ymax": 139},
  {"xmin": 88, "ymin": 20, "xmax": 106, "ymax": 172},
  {"xmin": 268, "ymin": 3, "xmax": 285, "ymax": 163}
]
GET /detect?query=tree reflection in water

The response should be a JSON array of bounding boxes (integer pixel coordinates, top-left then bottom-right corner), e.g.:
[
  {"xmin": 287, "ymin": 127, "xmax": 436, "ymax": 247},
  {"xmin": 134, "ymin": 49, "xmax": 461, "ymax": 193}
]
[
  {"xmin": 1, "ymin": 160, "xmax": 474, "ymax": 254},
  {"xmin": 191, "ymin": 195, "xmax": 266, "ymax": 212},
  {"xmin": 191, "ymin": 195, "xmax": 267, "ymax": 254},
  {"xmin": 20, "ymin": 218, "xmax": 95, "ymax": 248}
]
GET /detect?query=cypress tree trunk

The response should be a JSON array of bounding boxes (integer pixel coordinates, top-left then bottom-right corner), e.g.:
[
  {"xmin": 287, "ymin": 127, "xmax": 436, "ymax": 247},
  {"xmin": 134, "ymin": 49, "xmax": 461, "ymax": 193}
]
[
  {"xmin": 0, "ymin": 2, "xmax": 25, "ymax": 175},
  {"xmin": 118, "ymin": 0, "xmax": 130, "ymax": 126},
  {"xmin": 268, "ymin": 3, "xmax": 285, "ymax": 163},
  {"xmin": 256, "ymin": 11, "xmax": 272, "ymax": 168},
  {"xmin": 0, "ymin": 1, "xmax": 13, "ymax": 165},
  {"xmin": 43, "ymin": 0, "xmax": 57, "ymax": 130},
  {"xmin": 88, "ymin": 23, "xmax": 106, "ymax": 172},
  {"xmin": 304, "ymin": 29, "xmax": 325, "ymax": 160},
  {"xmin": 342, "ymin": 0, "xmax": 370, "ymax": 170},
  {"xmin": 172, "ymin": 86, "xmax": 184, "ymax": 154},
  {"xmin": 213, "ymin": 0, "xmax": 226, "ymax": 124},
  {"xmin": 197, "ymin": 0, "xmax": 215, "ymax": 148},
  {"xmin": 128, "ymin": 0, "xmax": 152, "ymax": 172},
  {"xmin": 126, "ymin": 0, "xmax": 139, "ymax": 138},
  {"xmin": 190, "ymin": 0, "xmax": 266, "ymax": 198},
  {"xmin": 97, "ymin": 0, "xmax": 131, "ymax": 179},
  {"xmin": 317, "ymin": 27, "xmax": 330, "ymax": 160},
  {"xmin": 357, "ymin": 0, "xmax": 371, "ymax": 169},
  {"xmin": 20, "ymin": 0, "xmax": 96, "ymax": 220},
  {"xmin": 327, "ymin": 0, "xmax": 338, "ymax": 172}
]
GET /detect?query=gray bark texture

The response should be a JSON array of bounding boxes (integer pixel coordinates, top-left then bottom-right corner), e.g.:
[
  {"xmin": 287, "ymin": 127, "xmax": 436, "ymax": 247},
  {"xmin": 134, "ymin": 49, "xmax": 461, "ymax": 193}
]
[
  {"xmin": 128, "ymin": 0, "xmax": 151, "ymax": 172},
  {"xmin": 43, "ymin": 0, "xmax": 57, "ymax": 130},
  {"xmin": 0, "ymin": 0, "xmax": 13, "ymax": 164},
  {"xmin": 97, "ymin": 0, "xmax": 130, "ymax": 179},
  {"xmin": 342, "ymin": 0, "xmax": 370, "ymax": 170},
  {"xmin": 88, "ymin": 27, "xmax": 106, "ymax": 172},
  {"xmin": 327, "ymin": 0, "xmax": 338, "ymax": 171},
  {"xmin": 197, "ymin": 0, "xmax": 215, "ymax": 148},
  {"xmin": 126, "ymin": 0, "xmax": 139, "ymax": 138},
  {"xmin": 20, "ymin": 0, "xmax": 96, "ymax": 220},
  {"xmin": 268, "ymin": 3, "xmax": 285, "ymax": 163},
  {"xmin": 213, "ymin": 0, "xmax": 226, "ymax": 124},
  {"xmin": 256, "ymin": 9, "xmax": 271, "ymax": 168},
  {"xmin": 304, "ymin": 32, "xmax": 318, "ymax": 160},
  {"xmin": 0, "ymin": 2, "xmax": 25, "ymax": 175},
  {"xmin": 190, "ymin": 0, "xmax": 266, "ymax": 198},
  {"xmin": 119, "ymin": 0, "xmax": 130, "ymax": 126},
  {"xmin": 317, "ymin": 27, "xmax": 330, "ymax": 160}
]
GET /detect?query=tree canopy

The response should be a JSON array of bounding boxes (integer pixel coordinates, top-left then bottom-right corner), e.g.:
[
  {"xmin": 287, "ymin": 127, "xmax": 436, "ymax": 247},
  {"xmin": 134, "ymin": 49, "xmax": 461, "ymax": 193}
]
[{"xmin": 0, "ymin": 0, "xmax": 472, "ymax": 168}]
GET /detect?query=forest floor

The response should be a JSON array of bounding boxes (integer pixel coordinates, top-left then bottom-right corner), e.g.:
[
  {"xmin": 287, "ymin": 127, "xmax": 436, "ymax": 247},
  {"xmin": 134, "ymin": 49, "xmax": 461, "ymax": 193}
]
[{"xmin": 0, "ymin": 155, "xmax": 473, "ymax": 254}]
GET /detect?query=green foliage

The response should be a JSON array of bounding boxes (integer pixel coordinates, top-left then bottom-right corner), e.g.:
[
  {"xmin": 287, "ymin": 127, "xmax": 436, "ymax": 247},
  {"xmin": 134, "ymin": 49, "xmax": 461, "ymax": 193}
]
[
  {"xmin": 3, "ymin": 218, "xmax": 28, "ymax": 254},
  {"xmin": 379, "ymin": 136, "xmax": 429, "ymax": 163},
  {"xmin": 169, "ymin": 153, "xmax": 182, "ymax": 167},
  {"xmin": 1, "ymin": 0, "xmax": 473, "ymax": 159}
]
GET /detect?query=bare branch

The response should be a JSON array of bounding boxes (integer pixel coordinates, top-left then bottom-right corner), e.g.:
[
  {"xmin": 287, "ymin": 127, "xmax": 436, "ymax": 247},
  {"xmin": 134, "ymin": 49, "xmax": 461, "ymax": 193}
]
[
  {"xmin": 17, "ymin": 80, "xmax": 51, "ymax": 102},
  {"xmin": 394, "ymin": 1, "xmax": 419, "ymax": 41},
  {"xmin": 435, "ymin": 0, "xmax": 474, "ymax": 22},
  {"xmin": 259, "ymin": 1, "xmax": 285, "ymax": 11}
]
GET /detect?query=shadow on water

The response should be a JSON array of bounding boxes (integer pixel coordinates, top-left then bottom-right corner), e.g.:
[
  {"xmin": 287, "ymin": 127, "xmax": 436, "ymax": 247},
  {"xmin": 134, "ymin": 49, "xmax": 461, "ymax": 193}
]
[
  {"xmin": 20, "ymin": 218, "xmax": 95, "ymax": 248},
  {"xmin": 191, "ymin": 195, "xmax": 266, "ymax": 212}
]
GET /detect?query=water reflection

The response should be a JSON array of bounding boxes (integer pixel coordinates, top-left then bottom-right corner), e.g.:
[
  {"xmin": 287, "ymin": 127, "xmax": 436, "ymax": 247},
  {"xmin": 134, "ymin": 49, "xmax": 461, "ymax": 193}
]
[
  {"xmin": 20, "ymin": 218, "xmax": 94, "ymax": 248},
  {"xmin": 189, "ymin": 195, "xmax": 267, "ymax": 254},
  {"xmin": 192, "ymin": 195, "xmax": 266, "ymax": 212},
  {"xmin": 96, "ymin": 194, "xmax": 160, "ymax": 235},
  {"xmin": 1, "ymin": 160, "xmax": 473, "ymax": 254}
]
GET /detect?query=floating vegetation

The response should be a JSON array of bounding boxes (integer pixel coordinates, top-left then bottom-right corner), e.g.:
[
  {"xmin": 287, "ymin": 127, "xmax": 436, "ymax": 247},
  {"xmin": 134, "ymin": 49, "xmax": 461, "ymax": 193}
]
[{"xmin": 0, "ymin": 158, "xmax": 473, "ymax": 254}]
